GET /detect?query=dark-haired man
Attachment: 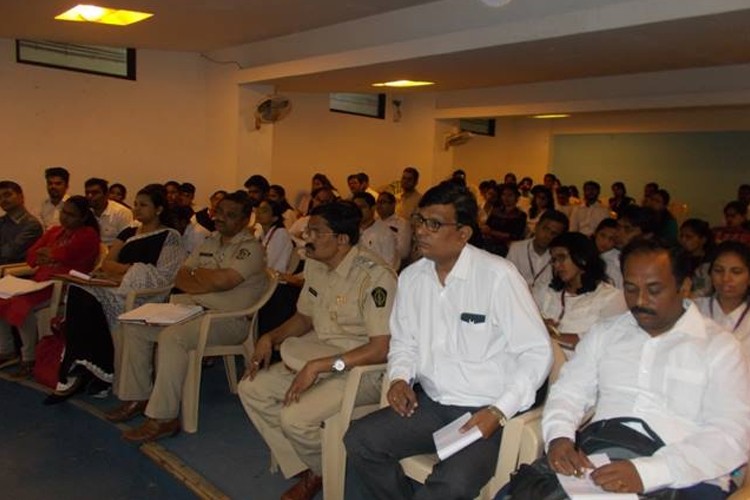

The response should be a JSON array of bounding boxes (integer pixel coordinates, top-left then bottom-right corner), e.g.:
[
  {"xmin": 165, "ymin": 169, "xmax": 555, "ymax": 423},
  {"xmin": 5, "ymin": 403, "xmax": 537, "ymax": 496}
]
[
  {"xmin": 353, "ymin": 192, "xmax": 399, "ymax": 270},
  {"xmin": 85, "ymin": 177, "xmax": 133, "ymax": 245},
  {"xmin": 602, "ymin": 205, "xmax": 658, "ymax": 289},
  {"xmin": 543, "ymin": 239, "xmax": 750, "ymax": 498},
  {"xmin": 239, "ymin": 201, "xmax": 397, "ymax": 500},
  {"xmin": 506, "ymin": 209, "xmax": 569, "ymax": 291},
  {"xmin": 0, "ymin": 181, "xmax": 43, "ymax": 265},
  {"xmin": 345, "ymin": 181, "xmax": 551, "ymax": 499},
  {"xmin": 570, "ymin": 180, "xmax": 611, "ymax": 236},
  {"xmin": 396, "ymin": 167, "xmax": 421, "ymax": 219},
  {"xmin": 107, "ymin": 191, "xmax": 268, "ymax": 441},
  {"xmin": 39, "ymin": 167, "xmax": 70, "ymax": 229}
]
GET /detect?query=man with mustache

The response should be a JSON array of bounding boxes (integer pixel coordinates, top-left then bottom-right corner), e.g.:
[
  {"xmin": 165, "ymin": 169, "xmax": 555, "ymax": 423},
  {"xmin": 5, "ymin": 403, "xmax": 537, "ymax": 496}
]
[
  {"xmin": 542, "ymin": 239, "xmax": 750, "ymax": 498},
  {"xmin": 345, "ymin": 181, "xmax": 552, "ymax": 499},
  {"xmin": 239, "ymin": 200, "xmax": 396, "ymax": 500}
]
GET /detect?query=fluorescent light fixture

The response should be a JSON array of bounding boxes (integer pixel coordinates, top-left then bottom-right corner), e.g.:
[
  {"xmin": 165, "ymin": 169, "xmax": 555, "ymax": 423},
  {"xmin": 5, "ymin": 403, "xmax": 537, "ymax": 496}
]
[
  {"xmin": 55, "ymin": 4, "xmax": 153, "ymax": 26},
  {"xmin": 531, "ymin": 114, "xmax": 570, "ymax": 119},
  {"xmin": 372, "ymin": 80, "xmax": 435, "ymax": 88}
]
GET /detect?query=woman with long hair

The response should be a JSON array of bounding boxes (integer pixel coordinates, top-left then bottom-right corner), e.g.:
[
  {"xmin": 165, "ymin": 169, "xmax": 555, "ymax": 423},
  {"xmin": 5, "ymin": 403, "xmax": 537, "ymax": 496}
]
[
  {"xmin": 0, "ymin": 196, "xmax": 100, "ymax": 378},
  {"xmin": 534, "ymin": 232, "xmax": 626, "ymax": 353},
  {"xmin": 268, "ymin": 184, "xmax": 298, "ymax": 229},
  {"xmin": 694, "ymin": 241, "xmax": 750, "ymax": 359},
  {"xmin": 527, "ymin": 185, "xmax": 555, "ymax": 235},
  {"xmin": 679, "ymin": 218, "xmax": 714, "ymax": 298},
  {"xmin": 256, "ymin": 199, "xmax": 293, "ymax": 273},
  {"xmin": 46, "ymin": 184, "xmax": 184, "ymax": 404}
]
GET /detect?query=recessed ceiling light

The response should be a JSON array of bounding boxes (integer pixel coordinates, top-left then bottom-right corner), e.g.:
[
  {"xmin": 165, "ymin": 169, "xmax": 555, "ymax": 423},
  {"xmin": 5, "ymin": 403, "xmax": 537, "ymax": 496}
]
[
  {"xmin": 55, "ymin": 4, "xmax": 153, "ymax": 26},
  {"xmin": 531, "ymin": 114, "xmax": 570, "ymax": 119},
  {"xmin": 372, "ymin": 80, "xmax": 435, "ymax": 88}
]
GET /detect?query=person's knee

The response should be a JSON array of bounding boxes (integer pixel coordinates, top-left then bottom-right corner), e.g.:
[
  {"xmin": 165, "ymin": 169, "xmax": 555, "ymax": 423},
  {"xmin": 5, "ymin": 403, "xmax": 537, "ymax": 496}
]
[
  {"xmin": 238, "ymin": 376, "xmax": 264, "ymax": 407},
  {"xmin": 424, "ymin": 470, "xmax": 484, "ymax": 500}
]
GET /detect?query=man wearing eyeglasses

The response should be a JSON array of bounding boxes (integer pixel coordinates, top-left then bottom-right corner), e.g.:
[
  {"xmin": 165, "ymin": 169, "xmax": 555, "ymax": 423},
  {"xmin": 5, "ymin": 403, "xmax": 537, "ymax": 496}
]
[
  {"xmin": 239, "ymin": 200, "xmax": 397, "ymax": 500},
  {"xmin": 345, "ymin": 181, "xmax": 552, "ymax": 500}
]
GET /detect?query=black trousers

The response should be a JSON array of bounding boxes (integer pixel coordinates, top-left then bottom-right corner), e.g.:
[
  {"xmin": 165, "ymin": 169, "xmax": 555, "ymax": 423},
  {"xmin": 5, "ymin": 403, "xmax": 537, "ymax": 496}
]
[{"xmin": 344, "ymin": 389, "xmax": 503, "ymax": 500}]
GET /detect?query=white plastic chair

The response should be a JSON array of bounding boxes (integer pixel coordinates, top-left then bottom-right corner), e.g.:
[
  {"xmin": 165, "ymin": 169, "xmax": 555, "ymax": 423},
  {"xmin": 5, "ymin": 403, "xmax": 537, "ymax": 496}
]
[{"xmin": 180, "ymin": 269, "xmax": 278, "ymax": 433}]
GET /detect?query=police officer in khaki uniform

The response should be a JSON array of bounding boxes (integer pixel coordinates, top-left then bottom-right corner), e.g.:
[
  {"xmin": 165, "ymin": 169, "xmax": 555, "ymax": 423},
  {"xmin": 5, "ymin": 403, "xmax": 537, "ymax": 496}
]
[
  {"xmin": 104, "ymin": 191, "xmax": 268, "ymax": 442},
  {"xmin": 239, "ymin": 200, "xmax": 396, "ymax": 500}
]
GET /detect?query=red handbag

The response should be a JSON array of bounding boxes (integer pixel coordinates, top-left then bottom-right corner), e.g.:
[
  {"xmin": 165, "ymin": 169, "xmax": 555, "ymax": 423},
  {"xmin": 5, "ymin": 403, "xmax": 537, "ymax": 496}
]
[{"xmin": 33, "ymin": 316, "xmax": 65, "ymax": 389}]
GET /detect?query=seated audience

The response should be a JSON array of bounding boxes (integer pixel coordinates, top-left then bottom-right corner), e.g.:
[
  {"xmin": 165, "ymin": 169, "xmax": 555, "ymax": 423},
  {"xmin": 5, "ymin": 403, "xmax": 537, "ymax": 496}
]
[
  {"xmin": 478, "ymin": 180, "xmax": 498, "ymax": 225},
  {"xmin": 591, "ymin": 218, "xmax": 618, "ymax": 254},
  {"xmin": 177, "ymin": 182, "xmax": 196, "ymax": 209},
  {"xmin": 108, "ymin": 182, "xmax": 130, "ymax": 209},
  {"xmin": 0, "ymin": 180, "xmax": 43, "ymax": 265},
  {"xmin": 345, "ymin": 181, "xmax": 552, "ymax": 500},
  {"xmin": 646, "ymin": 188, "xmax": 678, "ymax": 246},
  {"xmin": 164, "ymin": 180, "xmax": 181, "ymax": 208},
  {"xmin": 481, "ymin": 183, "xmax": 527, "ymax": 257},
  {"xmin": 694, "ymin": 241, "xmax": 750, "ymax": 360},
  {"xmin": 105, "ymin": 190, "xmax": 269, "ymax": 441},
  {"xmin": 527, "ymin": 185, "xmax": 555, "ymax": 235},
  {"xmin": 0, "ymin": 196, "xmax": 100, "ymax": 376},
  {"xmin": 85, "ymin": 177, "xmax": 134, "ymax": 246},
  {"xmin": 244, "ymin": 174, "xmax": 270, "ymax": 207},
  {"xmin": 45, "ymin": 184, "xmax": 183, "ymax": 404},
  {"xmin": 256, "ymin": 199, "xmax": 293, "ymax": 273},
  {"xmin": 289, "ymin": 186, "xmax": 336, "ymax": 250},
  {"xmin": 172, "ymin": 205, "xmax": 210, "ymax": 255},
  {"xmin": 640, "ymin": 181, "xmax": 659, "ymax": 206},
  {"xmin": 555, "ymin": 185, "xmax": 575, "ymax": 219},
  {"xmin": 268, "ymin": 184, "xmax": 298, "ymax": 229},
  {"xmin": 396, "ymin": 167, "xmax": 421, "ymax": 219},
  {"xmin": 533, "ymin": 232, "xmax": 626, "ymax": 353},
  {"xmin": 517, "ymin": 176, "xmax": 533, "ymax": 212},
  {"xmin": 602, "ymin": 205, "xmax": 657, "ymax": 289},
  {"xmin": 296, "ymin": 173, "xmax": 338, "ymax": 216},
  {"xmin": 542, "ymin": 239, "xmax": 750, "ymax": 498},
  {"xmin": 347, "ymin": 173, "xmax": 366, "ymax": 198},
  {"xmin": 713, "ymin": 201, "xmax": 750, "ymax": 246},
  {"xmin": 506, "ymin": 209, "xmax": 568, "ymax": 290},
  {"xmin": 738, "ymin": 183, "xmax": 750, "ymax": 209},
  {"xmin": 608, "ymin": 181, "xmax": 635, "ymax": 218},
  {"xmin": 679, "ymin": 218, "xmax": 714, "ymax": 297},
  {"xmin": 38, "ymin": 167, "xmax": 70, "ymax": 229},
  {"xmin": 353, "ymin": 192, "xmax": 399, "ymax": 270},
  {"xmin": 375, "ymin": 191, "xmax": 412, "ymax": 268},
  {"xmin": 194, "ymin": 189, "xmax": 226, "ymax": 233},
  {"xmin": 239, "ymin": 201, "xmax": 396, "ymax": 500},
  {"xmin": 569, "ymin": 180, "xmax": 610, "ymax": 236}
]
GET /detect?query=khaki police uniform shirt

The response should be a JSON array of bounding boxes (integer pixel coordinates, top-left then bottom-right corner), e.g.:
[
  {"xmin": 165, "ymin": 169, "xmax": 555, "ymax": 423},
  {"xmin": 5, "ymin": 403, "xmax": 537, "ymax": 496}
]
[
  {"xmin": 296, "ymin": 246, "xmax": 396, "ymax": 351},
  {"xmin": 181, "ymin": 228, "xmax": 267, "ymax": 311}
]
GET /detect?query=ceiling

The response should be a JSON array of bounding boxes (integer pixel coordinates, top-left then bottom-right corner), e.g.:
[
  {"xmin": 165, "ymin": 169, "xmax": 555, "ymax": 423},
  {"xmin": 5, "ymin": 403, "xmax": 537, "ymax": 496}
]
[
  {"xmin": 0, "ymin": 0, "xmax": 437, "ymax": 51},
  {"xmin": 1, "ymin": 0, "xmax": 749, "ymax": 95}
]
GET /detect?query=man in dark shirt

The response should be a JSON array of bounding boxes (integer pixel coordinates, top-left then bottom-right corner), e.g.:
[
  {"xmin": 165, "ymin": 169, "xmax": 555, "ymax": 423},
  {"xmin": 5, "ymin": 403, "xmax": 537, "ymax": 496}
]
[{"xmin": 0, "ymin": 180, "xmax": 43, "ymax": 265}]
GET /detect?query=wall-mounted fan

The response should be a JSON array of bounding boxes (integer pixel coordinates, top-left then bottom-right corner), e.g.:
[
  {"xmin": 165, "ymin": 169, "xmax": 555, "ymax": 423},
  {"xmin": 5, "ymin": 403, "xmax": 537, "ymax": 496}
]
[
  {"xmin": 443, "ymin": 130, "xmax": 475, "ymax": 150},
  {"xmin": 254, "ymin": 95, "xmax": 292, "ymax": 128}
]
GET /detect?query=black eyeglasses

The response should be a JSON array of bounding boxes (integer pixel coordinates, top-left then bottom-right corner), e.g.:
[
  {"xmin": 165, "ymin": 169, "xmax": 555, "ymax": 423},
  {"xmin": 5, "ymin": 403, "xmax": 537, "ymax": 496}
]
[{"xmin": 410, "ymin": 213, "xmax": 461, "ymax": 233}]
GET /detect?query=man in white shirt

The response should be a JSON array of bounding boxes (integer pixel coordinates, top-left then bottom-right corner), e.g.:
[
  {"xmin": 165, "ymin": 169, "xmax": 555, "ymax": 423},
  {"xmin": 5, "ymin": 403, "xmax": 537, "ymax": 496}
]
[
  {"xmin": 84, "ymin": 177, "xmax": 134, "ymax": 245},
  {"xmin": 345, "ymin": 181, "xmax": 552, "ymax": 500},
  {"xmin": 569, "ymin": 180, "xmax": 611, "ymax": 236},
  {"xmin": 602, "ymin": 205, "xmax": 658, "ymax": 289},
  {"xmin": 543, "ymin": 239, "xmax": 750, "ymax": 497},
  {"xmin": 376, "ymin": 191, "xmax": 412, "ymax": 268},
  {"xmin": 506, "ymin": 209, "xmax": 568, "ymax": 291},
  {"xmin": 38, "ymin": 167, "xmax": 70, "ymax": 229},
  {"xmin": 353, "ymin": 192, "xmax": 399, "ymax": 270}
]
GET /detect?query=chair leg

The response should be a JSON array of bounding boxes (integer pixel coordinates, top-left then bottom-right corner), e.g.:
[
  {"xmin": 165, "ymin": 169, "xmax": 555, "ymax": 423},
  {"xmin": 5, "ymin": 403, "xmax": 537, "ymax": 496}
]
[
  {"xmin": 181, "ymin": 350, "xmax": 202, "ymax": 434},
  {"xmin": 321, "ymin": 414, "xmax": 346, "ymax": 500},
  {"xmin": 223, "ymin": 355, "xmax": 238, "ymax": 394}
]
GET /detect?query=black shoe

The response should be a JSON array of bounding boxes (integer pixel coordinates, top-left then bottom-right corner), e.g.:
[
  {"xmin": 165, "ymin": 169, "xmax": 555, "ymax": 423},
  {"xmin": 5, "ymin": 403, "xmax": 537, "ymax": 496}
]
[
  {"xmin": 86, "ymin": 378, "xmax": 112, "ymax": 399},
  {"xmin": 43, "ymin": 375, "xmax": 86, "ymax": 406}
]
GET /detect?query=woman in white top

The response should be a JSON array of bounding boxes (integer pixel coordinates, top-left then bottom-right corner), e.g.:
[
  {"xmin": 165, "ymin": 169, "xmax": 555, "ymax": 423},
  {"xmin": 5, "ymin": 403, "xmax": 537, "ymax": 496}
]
[
  {"xmin": 256, "ymin": 199, "xmax": 293, "ymax": 273},
  {"xmin": 694, "ymin": 241, "xmax": 750, "ymax": 359},
  {"xmin": 534, "ymin": 231, "xmax": 627, "ymax": 353}
]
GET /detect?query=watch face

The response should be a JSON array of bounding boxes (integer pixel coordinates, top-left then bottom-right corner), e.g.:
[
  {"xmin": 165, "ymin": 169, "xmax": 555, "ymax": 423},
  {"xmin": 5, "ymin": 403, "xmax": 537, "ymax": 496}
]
[{"xmin": 333, "ymin": 358, "xmax": 346, "ymax": 372}]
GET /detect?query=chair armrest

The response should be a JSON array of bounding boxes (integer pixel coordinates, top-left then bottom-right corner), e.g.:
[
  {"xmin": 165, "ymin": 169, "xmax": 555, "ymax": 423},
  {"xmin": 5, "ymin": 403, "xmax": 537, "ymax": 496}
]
[
  {"xmin": 338, "ymin": 364, "xmax": 387, "ymax": 431},
  {"xmin": 2, "ymin": 264, "xmax": 37, "ymax": 277},
  {"xmin": 123, "ymin": 285, "xmax": 173, "ymax": 311}
]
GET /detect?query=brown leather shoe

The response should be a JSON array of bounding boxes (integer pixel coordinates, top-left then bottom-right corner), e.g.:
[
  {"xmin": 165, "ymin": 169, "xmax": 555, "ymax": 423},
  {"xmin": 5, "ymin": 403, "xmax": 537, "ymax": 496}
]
[
  {"xmin": 105, "ymin": 400, "xmax": 148, "ymax": 423},
  {"xmin": 122, "ymin": 417, "xmax": 180, "ymax": 443},
  {"xmin": 280, "ymin": 470, "xmax": 322, "ymax": 500}
]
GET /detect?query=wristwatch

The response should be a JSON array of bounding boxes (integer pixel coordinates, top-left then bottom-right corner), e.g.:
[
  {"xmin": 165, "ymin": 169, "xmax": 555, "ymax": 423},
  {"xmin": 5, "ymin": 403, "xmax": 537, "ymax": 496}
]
[
  {"xmin": 486, "ymin": 405, "xmax": 508, "ymax": 427},
  {"xmin": 331, "ymin": 357, "xmax": 346, "ymax": 373}
]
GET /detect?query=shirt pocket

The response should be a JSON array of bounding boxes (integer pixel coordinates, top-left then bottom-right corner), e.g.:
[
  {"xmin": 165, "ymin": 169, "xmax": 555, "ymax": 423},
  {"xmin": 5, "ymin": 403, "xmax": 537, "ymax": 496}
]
[
  {"xmin": 663, "ymin": 365, "xmax": 706, "ymax": 420},
  {"xmin": 455, "ymin": 319, "xmax": 493, "ymax": 362}
]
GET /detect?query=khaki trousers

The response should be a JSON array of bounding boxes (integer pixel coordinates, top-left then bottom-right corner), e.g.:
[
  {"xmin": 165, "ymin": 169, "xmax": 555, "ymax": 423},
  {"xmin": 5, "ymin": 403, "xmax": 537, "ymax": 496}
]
[
  {"xmin": 117, "ymin": 315, "xmax": 248, "ymax": 419},
  {"xmin": 238, "ymin": 362, "xmax": 381, "ymax": 478},
  {"xmin": 0, "ymin": 302, "xmax": 48, "ymax": 362}
]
